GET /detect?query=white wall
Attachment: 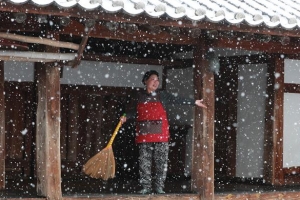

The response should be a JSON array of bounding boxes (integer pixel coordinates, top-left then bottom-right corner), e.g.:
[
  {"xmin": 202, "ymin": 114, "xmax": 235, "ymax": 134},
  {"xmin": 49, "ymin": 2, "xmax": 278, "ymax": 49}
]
[
  {"xmin": 4, "ymin": 61, "xmax": 34, "ymax": 82},
  {"xmin": 283, "ymin": 59, "xmax": 300, "ymax": 168},
  {"xmin": 284, "ymin": 59, "xmax": 300, "ymax": 84},
  {"xmin": 283, "ymin": 93, "xmax": 300, "ymax": 167},
  {"xmin": 4, "ymin": 60, "xmax": 163, "ymax": 88},
  {"xmin": 61, "ymin": 61, "xmax": 162, "ymax": 88},
  {"xmin": 236, "ymin": 64, "xmax": 267, "ymax": 178}
]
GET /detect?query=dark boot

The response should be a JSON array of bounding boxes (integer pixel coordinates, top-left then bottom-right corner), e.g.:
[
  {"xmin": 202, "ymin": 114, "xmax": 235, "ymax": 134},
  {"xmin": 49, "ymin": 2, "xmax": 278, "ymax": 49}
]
[
  {"xmin": 154, "ymin": 187, "xmax": 165, "ymax": 194},
  {"xmin": 137, "ymin": 188, "xmax": 152, "ymax": 194}
]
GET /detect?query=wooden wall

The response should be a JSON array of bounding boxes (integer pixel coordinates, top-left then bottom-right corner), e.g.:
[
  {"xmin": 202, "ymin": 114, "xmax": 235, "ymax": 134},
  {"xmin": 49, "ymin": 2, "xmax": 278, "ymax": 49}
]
[
  {"xmin": 4, "ymin": 82, "xmax": 189, "ymax": 180},
  {"xmin": 4, "ymin": 82, "xmax": 129, "ymax": 179},
  {"xmin": 5, "ymin": 82, "xmax": 36, "ymax": 178}
]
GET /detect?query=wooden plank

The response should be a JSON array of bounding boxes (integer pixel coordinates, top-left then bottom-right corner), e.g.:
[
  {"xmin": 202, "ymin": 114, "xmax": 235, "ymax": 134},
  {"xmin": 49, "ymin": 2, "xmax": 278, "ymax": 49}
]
[
  {"xmin": 0, "ymin": 38, "xmax": 29, "ymax": 50},
  {"xmin": 215, "ymin": 191, "xmax": 300, "ymax": 200},
  {"xmin": 83, "ymin": 95, "xmax": 94, "ymax": 159},
  {"xmin": 0, "ymin": 61, "xmax": 5, "ymax": 189},
  {"xmin": 36, "ymin": 32, "xmax": 62, "ymax": 199},
  {"xmin": 225, "ymin": 63, "xmax": 238, "ymax": 178},
  {"xmin": 71, "ymin": 28, "xmax": 92, "ymax": 68},
  {"xmin": 283, "ymin": 167, "xmax": 300, "ymax": 175},
  {"xmin": 63, "ymin": 195, "xmax": 200, "ymax": 200},
  {"xmin": 23, "ymin": 84, "xmax": 35, "ymax": 177},
  {"xmin": 36, "ymin": 62, "xmax": 47, "ymax": 195},
  {"xmin": 94, "ymin": 96, "xmax": 104, "ymax": 154},
  {"xmin": 81, "ymin": 54, "xmax": 184, "ymax": 67},
  {"xmin": 3, "ymin": 191, "xmax": 300, "ymax": 200},
  {"xmin": 216, "ymin": 37, "xmax": 300, "ymax": 54},
  {"xmin": 284, "ymin": 83, "xmax": 300, "ymax": 93},
  {"xmin": 5, "ymin": 88, "xmax": 30, "ymax": 177},
  {"xmin": 219, "ymin": 54, "xmax": 269, "ymax": 65},
  {"xmin": 0, "ymin": 32, "xmax": 79, "ymax": 50},
  {"xmin": 67, "ymin": 95, "xmax": 79, "ymax": 161},
  {"xmin": 263, "ymin": 55, "xmax": 276, "ymax": 184},
  {"xmin": 60, "ymin": 93, "xmax": 68, "ymax": 161},
  {"xmin": 192, "ymin": 35, "xmax": 215, "ymax": 199}
]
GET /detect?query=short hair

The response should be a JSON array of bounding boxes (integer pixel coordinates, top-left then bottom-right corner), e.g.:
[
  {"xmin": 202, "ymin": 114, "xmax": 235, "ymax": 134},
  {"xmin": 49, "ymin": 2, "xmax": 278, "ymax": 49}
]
[{"xmin": 142, "ymin": 70, "xmax": 159, "ymax": 85}]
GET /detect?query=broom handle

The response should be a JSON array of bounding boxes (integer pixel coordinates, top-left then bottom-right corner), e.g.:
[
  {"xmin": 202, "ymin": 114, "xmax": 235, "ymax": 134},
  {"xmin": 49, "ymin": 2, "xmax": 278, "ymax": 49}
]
[{"xmin": 106, "ymin": 114, "xmax": 125, "ymax": 148}]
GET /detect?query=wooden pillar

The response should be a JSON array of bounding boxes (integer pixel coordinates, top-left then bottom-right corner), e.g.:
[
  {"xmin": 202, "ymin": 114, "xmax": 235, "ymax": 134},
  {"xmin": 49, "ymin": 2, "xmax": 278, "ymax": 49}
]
[
  {"xmin": 0, "ymin": 61, "xmax": 5, "ymax": 189},
  {"xmin": 192, "ymin": 35, "xmax": 215, "ymax": 199},
  {"xmin": 35, "ymin": 33, "xmax": 62, "ymax": 199},
  {"xmin": 264, "ymin": 54, "xmax": 285, "ymax": 185},
  {"xmin": 36, "ymin": 63, "xmax": 62, "ymax": 199}
]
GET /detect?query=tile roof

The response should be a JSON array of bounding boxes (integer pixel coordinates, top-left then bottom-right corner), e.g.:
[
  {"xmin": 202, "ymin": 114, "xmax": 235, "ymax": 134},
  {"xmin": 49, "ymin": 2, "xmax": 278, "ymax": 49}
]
[{"xmin": 6, "ymin": 0, "xmax": 300, "ymax": 30}]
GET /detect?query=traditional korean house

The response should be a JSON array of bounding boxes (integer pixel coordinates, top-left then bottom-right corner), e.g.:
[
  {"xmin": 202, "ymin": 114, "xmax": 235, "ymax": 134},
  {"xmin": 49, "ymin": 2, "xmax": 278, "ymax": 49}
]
[{"xmin": 1, "ymin": 0, "xmax": 300, "ymax": 199}]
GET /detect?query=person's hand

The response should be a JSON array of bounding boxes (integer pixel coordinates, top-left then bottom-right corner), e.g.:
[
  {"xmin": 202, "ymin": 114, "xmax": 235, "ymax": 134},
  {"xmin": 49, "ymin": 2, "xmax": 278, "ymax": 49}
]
[
  {"xmin": 195, "ymin": 99, "xmax": 207, "ymax": 108},
  {"xmin": 120, "ymin": 115, "xmax": 127, "ymax": 124}
]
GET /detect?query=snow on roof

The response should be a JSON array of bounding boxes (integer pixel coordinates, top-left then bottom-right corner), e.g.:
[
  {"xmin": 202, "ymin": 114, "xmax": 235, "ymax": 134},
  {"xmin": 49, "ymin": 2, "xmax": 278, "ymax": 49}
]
[{"xmin": 6, "ymin": 0, "xmax": 300, "ymax": 30}]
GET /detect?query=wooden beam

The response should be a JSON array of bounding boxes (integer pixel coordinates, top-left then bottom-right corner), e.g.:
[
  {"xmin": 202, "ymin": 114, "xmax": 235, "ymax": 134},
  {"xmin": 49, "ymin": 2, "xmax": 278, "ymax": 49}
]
[
  {"xmin": 216, "ymin": 37, "xmax": 300, "ymax": 54},
  {"xmin": 0, "ymin": 51, "xmax": 184, "ymax": 66},
  {"xmin": 82, "ymin": 54, "xmax": 184, "ymax": 67},
  {"xmin": 192, "ymin": 35, "xmax": 215, "ymax": 199},
  {"xmin": 71, "ymin": 28, "xmax": 92, "ymax": 68},
  {"xmin": 219, "ymin": 54, "xmax": 270, "ymax": 65},
  {"xmin": 36, "ymin": 32, "xmax": 62, "ymax": 199},
  {"xmin": 60, "ymin": 19, "xmax": 195, "ymax": 45},
  {"xmin": 0, "ymin": 38, "xmax": 29, "ymax": 50},
  {"xmin": 0, "ymin": 61, "xmax": 5, "ymax": 189},
  {"xmin": 0, "ymin": 32, "xmax": 79, "ymax": 50},
  {"xmin": 284, "ymin": 83, "xmax": 300, "ymax": 93},
  {"xmin": 0, "ymin": 15, "xmax": 196, "ymax": 45},
  {"xmin": 0, "ymin": 51, "xmax": 75, "ymax": 60}
]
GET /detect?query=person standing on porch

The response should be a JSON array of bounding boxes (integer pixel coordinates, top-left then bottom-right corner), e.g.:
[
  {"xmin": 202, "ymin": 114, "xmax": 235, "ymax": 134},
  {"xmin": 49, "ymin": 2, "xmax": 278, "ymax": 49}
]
[{"xmin": 120, "ymin": 70, "xmax": 207, "ymax": 194}]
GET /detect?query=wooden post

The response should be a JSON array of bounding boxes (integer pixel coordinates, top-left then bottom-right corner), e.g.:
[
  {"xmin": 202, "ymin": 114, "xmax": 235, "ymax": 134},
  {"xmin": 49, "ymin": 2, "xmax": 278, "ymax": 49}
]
[
  {"xmin": 0, "ymin": 61, "xmax": 5, "ymax": 189},
  {"xmin": 264, "ymin": 54, "xmax": 285, "ymax": 185},
  {"xmin": 225, "ymin": 62, "xmax": 238, "ymax": 178},
  {"xmin": 35, "ymin": 32, "xmax": 62, "ymax": 199},
  {"xmin": 192, "ymin": 35, "xmax": 215, "ymax": 199},
  {"xmin": 36, "ymin": 63, "xmax": 62, "ymax": 199}
]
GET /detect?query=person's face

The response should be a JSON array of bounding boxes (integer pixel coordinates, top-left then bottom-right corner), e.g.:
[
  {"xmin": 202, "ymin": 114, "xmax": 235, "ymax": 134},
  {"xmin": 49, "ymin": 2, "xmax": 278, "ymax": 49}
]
[{"xmin": 145, "ymin": 74, "xmax": 159, "ymax": 93}]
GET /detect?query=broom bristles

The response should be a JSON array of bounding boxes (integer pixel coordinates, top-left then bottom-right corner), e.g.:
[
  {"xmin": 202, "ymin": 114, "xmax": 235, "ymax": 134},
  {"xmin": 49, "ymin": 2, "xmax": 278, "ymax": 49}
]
[
  {"xmin": 83, "ymin": 117, "xmax": 124, "ymax": 180},
  {"xmin": 82, "ymin": 146, "xmax": 115, "ymax": 180}
]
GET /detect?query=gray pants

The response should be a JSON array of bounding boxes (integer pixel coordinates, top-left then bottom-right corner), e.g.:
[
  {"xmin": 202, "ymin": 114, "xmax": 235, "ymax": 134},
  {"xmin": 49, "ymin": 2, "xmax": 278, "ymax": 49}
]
[{"xmin": 138, "ymin": 142, "xmax": 169, "ymax": 190}]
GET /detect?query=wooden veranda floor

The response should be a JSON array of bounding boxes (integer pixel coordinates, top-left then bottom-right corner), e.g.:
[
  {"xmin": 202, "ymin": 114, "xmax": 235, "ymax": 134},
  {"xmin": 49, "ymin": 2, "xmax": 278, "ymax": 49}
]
[{"xmin": 2, "ymin": 177, "xmax": 300, "ymax": 199}]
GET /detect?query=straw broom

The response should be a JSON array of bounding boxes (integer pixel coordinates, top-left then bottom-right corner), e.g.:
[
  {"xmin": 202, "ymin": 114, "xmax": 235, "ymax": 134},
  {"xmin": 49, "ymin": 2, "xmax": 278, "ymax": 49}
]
[{"xmin": 82, "ymin": 116, "xmax": 124, "ymax": 180}]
